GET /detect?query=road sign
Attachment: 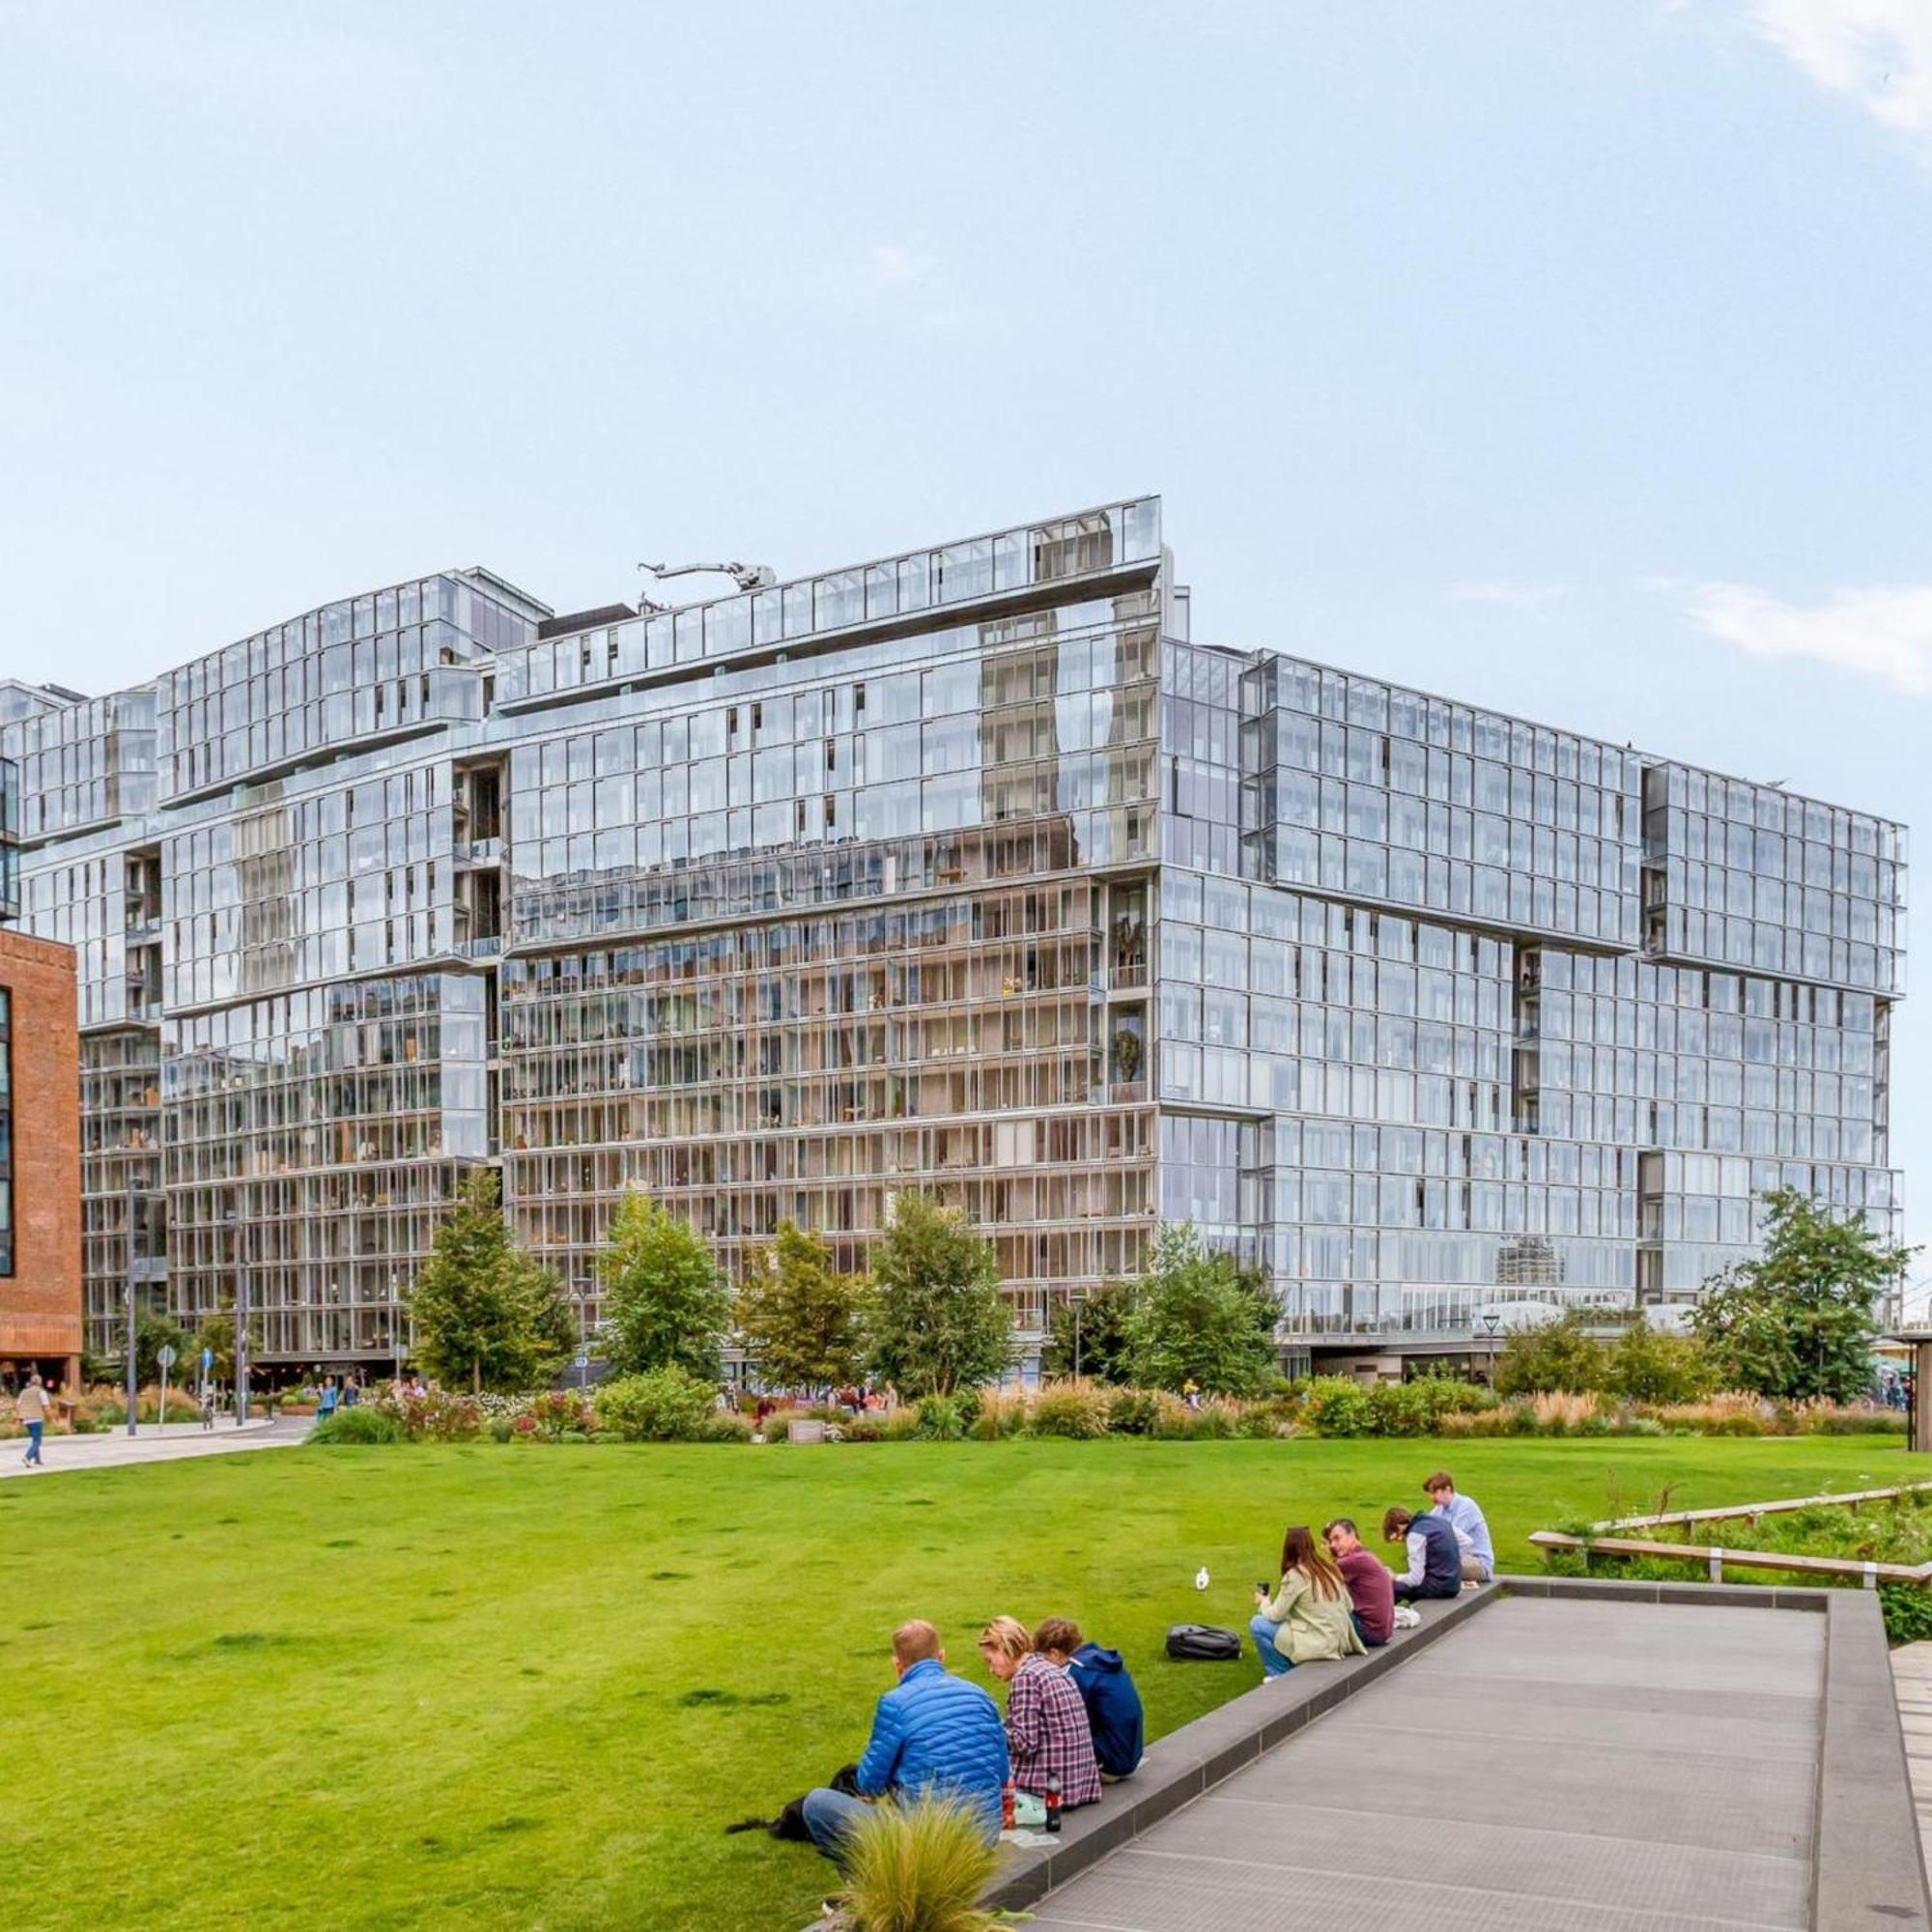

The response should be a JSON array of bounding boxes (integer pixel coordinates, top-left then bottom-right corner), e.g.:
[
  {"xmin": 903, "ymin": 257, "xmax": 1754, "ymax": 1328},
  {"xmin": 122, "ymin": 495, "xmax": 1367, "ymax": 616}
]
[
  {"xmin": 156, "ymin": 1345, "xmax": 178, "ymax": 1370},
  {"xmin": 574, "ymin": 1353, "xmax": 589, "ymax": 1370}
]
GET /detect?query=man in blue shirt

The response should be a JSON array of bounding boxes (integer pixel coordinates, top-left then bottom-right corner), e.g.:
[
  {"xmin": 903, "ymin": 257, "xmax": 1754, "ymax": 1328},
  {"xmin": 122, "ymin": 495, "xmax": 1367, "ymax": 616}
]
[
  {"xmin": 801, "ymin": 1620, "xmax": 1010, "ymax": 1861},
  {"xmin": 1425, "ymin": 1469, "xmax": 1494, "ymax": 1582}
]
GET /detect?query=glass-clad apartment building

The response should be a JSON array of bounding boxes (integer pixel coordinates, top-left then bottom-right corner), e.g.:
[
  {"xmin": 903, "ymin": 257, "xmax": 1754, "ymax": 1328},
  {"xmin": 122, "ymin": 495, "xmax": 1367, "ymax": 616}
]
[{"xmin": 0, "ymin": 497, "xmax": 1905, "ymax": 1370}]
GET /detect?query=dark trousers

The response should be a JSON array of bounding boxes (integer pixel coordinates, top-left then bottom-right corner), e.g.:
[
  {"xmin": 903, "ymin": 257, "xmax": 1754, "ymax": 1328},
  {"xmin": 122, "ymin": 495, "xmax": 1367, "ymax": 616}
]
[
  {"xmin": 1393, "ymin": 1578, "xmax": 1459, "ymax": 1605},
  {"xmin": 1350, "ymin": 1610, "xmax": 1387, "ymax": 1649}
]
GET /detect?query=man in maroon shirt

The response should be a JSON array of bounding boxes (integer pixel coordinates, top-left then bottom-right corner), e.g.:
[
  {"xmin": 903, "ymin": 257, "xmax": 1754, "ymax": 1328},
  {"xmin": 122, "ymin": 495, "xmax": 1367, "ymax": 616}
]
[{"xmin": 1324, "ymin": 1518, "xmax": 1395, "ymax": 1648}]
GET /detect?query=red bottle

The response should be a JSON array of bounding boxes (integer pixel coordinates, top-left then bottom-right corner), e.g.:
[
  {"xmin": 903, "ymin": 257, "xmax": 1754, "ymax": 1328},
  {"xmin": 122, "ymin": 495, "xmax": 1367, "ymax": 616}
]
[{"xmin": 1001, "ymin": 1780, "xmax": 1016, "ymax": 1833}]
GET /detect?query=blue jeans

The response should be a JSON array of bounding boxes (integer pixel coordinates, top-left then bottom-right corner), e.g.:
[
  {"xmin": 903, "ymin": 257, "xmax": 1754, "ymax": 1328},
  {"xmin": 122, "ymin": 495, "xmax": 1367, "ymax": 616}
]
[
  {"xmin": 1250, "ymin": 1613, "xmax": 1293, "ymax": 1677},
  {"xmin": 24, "ymin": 1421, "xmax": 43, "ymax": 1464},
  {"xmin": 1350, "ymin": 1610, "xmax": 1386, "ymax": 1649},
  {"xmin": 802, "ymin": 1786, "xmax": 871, "ymax": 1861}
]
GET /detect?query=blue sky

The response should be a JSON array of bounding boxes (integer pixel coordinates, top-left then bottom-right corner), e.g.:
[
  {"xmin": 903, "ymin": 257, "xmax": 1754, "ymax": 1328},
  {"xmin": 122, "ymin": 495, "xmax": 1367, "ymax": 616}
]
[{"xmin": 4, "ymin": 1, "xmax": 1929, "ymax": 1278}]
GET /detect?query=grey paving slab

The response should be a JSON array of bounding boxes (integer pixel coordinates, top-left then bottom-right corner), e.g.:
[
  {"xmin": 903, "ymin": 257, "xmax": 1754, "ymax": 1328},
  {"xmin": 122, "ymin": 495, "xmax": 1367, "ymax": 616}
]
[{"xmin": 1030, "ymin": 1596, "xmax": 1825, "ymax": 1932}]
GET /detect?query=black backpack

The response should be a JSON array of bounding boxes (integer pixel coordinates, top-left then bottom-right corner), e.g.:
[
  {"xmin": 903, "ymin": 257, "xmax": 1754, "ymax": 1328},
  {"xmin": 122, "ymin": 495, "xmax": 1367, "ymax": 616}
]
[{"xmin": 1165, "ymin": 1623, "xmax": 1242, "ymax": 1662}]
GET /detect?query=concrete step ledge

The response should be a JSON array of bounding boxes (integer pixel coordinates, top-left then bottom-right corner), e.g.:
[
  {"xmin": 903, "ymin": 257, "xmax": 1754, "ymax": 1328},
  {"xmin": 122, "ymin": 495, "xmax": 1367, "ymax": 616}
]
[{"xmin": 982, "ymin": 1583, "xmax": 1498, "ymax": 1913}]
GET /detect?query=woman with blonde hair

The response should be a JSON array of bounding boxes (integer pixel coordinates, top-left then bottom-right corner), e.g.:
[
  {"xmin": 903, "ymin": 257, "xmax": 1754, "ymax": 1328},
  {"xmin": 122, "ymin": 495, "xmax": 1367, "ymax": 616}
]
[
  {"xmin": 977, "ymin": 1615, "xmax": 1102, "ymax": 1808},
  {"xmin": 1250, "ymin": 1523, "xmax": 1365, "ymax": 1679}
]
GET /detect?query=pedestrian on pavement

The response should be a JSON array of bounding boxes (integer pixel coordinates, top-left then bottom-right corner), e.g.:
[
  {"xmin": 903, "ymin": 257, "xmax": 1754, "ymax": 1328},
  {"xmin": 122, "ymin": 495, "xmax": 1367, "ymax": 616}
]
[
  {"xmin": 318, "ymin": 1378, "xmax": 339, "ymax": 1423},
  {"xmin": 17, "ymin": 1372, "xmax": 50, "ymax": 1468}
]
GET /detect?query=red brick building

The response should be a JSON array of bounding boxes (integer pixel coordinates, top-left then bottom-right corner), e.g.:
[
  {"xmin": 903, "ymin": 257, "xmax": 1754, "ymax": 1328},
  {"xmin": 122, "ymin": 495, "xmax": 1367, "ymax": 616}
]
[{"xmin": 0, "ymin": 928, "xmax": 81, "ymax": 1387}]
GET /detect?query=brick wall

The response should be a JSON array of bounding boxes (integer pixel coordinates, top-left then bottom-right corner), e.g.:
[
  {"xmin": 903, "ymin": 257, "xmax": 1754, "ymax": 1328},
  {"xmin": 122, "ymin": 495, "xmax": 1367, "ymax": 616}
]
[{"xmin": 0, "ymin": 929, "xmax": 81, "ymax": 1376}]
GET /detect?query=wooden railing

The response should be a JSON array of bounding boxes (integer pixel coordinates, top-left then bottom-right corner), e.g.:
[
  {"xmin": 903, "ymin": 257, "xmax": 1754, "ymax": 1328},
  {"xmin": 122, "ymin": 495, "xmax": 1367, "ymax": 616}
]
[{"xmin": 1529, "ymin": 1481, "xmax": 1932, "ymax": 1590}]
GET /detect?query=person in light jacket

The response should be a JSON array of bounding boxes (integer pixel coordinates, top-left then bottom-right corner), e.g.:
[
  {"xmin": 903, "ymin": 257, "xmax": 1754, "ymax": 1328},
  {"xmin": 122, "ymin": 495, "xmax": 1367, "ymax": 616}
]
[
  {"xmin": 16, "ymin": 1372, "xmax": 50, "ymax": 1467},
  {"xmin": 1250, "ymin": 1523, "xmax": 1365, "ymax": 1679}
]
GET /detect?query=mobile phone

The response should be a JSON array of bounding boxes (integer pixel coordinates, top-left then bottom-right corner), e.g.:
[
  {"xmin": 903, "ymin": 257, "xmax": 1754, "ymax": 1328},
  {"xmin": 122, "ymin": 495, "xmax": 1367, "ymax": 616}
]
[{"xmin": 1256, "ymin": 1579, "xmax": 1270, "ymax": 1595}]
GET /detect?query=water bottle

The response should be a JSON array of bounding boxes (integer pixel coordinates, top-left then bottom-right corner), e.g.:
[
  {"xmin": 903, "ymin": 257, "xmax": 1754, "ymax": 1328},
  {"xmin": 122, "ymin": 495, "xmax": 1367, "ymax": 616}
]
[{"xmin": 1044, "ymin": 1774, "xmax": 1062, "ymax": 1833}]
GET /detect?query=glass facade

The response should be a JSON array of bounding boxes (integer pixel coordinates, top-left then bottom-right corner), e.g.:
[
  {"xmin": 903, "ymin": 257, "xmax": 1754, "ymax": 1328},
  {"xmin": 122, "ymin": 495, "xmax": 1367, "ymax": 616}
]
[{"xmin": 0, "ymin": 499, "xmax": 1905, "ymax": 1367}]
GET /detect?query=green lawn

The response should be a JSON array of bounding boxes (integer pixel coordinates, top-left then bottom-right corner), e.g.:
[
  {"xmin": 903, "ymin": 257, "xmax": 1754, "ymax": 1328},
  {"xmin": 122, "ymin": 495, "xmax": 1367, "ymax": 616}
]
[{"xmin": 7, "ymin": 1435, "xmax": 1921, "ymax": 1931}]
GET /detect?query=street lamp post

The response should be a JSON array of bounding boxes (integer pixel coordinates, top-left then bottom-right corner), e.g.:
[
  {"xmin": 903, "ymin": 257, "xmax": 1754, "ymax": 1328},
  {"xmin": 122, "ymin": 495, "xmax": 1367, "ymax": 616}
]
[
  {"xmin": 227, "ymin": 1199, "xmax": 251, "ymax": 1426},
  {"xmin": 1070, "ymin": 1291, "xmax": 1089, "ymax": 1381},
  {"xmin": 123, "ymin": 1177, "xmax": 139, "ymax": 1439},
  {"xmin": 1480, "ymin": 1312, "xmax": 1502, "ymax": 1389}
]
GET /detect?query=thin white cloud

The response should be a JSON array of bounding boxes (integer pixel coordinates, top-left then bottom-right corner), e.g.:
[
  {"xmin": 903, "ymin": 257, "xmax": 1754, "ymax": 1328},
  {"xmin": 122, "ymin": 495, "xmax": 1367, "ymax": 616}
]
[
  {"xmin": 1751, "ymin": 0, "xmax": 1932, "ymax": 140},
  {"xmin": 868, "ymin": 242, "xmax": 935, "ymax": 287},
  {"xmin": 1687, "ymin": 580, "xmax": 1932, "ymax": 695},
  {"xmin": 1447, "ymin": 582, "xmax": 1568, "ymax": 610}
]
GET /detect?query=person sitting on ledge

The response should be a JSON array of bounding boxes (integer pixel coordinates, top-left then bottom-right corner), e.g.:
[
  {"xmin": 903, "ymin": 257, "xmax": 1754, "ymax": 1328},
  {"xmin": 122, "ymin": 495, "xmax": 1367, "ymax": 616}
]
[
  {"xmin": 978, "ymin": 1616, "xmax": 1102, "ymax": 1808},
  {"xmin": 1423, "ymin": 1468, "xmax": 1494, "ymax": 1583},
  {"xmin": 801, "ymin": 1620, "xmax": 1009, "ymax": 1862},
  {"xmin": 1250, "ymin": 1524, "xmax": 1365, "ymax": 1679},
  {"xmin": 1323, "ymin": 1517, "xmax": 1395, "ymax": 1648},
  {"xmin": 1383, "ymin": 1504, "xmax": 1464, "ymax": 1604},
  {"xmin": 1036, "ymin": 1615, "xmax": 1144, "ymax": 1781}
]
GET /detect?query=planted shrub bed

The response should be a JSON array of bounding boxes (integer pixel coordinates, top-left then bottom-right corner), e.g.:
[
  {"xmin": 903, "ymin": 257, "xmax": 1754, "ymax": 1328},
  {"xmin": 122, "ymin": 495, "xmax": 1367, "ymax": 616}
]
[{"xmin": 305, "ymin": 1372, "xmax": 1907, "ymax": 1449}]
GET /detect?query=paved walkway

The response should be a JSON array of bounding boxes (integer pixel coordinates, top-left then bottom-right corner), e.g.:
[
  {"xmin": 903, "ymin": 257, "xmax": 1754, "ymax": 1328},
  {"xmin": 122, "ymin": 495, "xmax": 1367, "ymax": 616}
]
[
  {"xmin": 1030, "ymin": 1595, "xmax": 1825, "ymax": 1930},
  {"xmin": 1892, "ymin": 1640, "xmax": 1932, "ymax": 1852},
  {"xmin": 0, "ymin": 1415, "xmax": 307, "ymax": 1480}
]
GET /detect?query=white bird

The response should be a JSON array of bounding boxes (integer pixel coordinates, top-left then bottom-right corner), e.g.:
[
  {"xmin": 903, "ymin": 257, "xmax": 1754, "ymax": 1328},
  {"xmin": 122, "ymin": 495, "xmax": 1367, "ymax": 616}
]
[{"xmin": 1194, "ymin": 1566, "xmax": 1210, "ymax": 1592}]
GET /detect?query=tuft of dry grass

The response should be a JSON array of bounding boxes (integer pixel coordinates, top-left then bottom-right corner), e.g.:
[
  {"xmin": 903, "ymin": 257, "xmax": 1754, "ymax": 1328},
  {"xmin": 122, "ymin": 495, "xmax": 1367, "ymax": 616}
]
[{"xmin": 836, "ymin": 1796, "xmax": 1002, "ymax": 1932}]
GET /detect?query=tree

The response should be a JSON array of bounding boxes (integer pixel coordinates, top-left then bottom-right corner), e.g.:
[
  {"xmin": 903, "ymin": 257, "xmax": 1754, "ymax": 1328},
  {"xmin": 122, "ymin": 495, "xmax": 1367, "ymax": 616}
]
[
  {"xmin": 600, "ymin": 1191, "xmax": 730, "ymax": 1381},
  {"xmin": 735, "ymin": 1221, "xmax": 865, "ymax": 1392},
  {"xmin": 1039, "ymin": 1278, "xmax": 1139, "ymax": 1384},
  {"xmin": 1122, "ymin": 1225, "xmax": 1280, "ymax": 1397},
  {"xmin": 864, "ymin": 1191, "xmax": 1012, "ymax": 1397},
  {"xmin": 1604, "ymin": 1319, "xmax": 1715, "ymax": 1404},
  {"xmin": 407, "ymin": 1170, "xmax": 577, "ymax": 1393},
  {"xmin": 1492, "ymin": 1311, "xmax": 1605, "ymax": 1396},
  {"xmin": 133, "ymin": 1311, "xmax": 191, "ymax": 1387},
  {"xmin": 1691, "ymin": 1188, "xmax": 1915, "ymax": 1404}
]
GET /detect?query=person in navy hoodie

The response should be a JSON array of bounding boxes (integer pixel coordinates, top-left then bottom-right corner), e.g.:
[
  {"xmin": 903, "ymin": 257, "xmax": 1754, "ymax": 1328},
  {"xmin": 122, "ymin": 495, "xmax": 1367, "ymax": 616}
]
[
  {"xmin": 1036, "ymin": 1616, "xmax": 1144, "ymax": 1781},
  {"xmin": 801, "ymin": 1620, "xmax": 1010, "ymax": 1861}
]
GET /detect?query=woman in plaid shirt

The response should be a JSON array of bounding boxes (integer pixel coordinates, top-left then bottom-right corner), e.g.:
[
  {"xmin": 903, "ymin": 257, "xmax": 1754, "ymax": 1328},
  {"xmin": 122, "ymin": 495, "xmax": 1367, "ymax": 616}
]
[{"xmin": 978, "ymin": 1616, "xmax": 1103, "ymax": 1808}]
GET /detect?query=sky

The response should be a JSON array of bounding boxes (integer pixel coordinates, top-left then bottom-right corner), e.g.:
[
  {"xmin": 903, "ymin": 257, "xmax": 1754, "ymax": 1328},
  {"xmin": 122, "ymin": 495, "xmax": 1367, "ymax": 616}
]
[{"xmin": 3, "ymin": 0, "xmax": 1929, "ymax": 1280}]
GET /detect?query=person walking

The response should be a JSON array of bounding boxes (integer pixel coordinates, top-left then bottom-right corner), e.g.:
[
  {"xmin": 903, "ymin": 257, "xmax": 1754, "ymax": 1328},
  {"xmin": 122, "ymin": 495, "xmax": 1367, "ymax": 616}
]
[
  {"xmin": 17, "ymin": 1372, "xmax": 50, "ymax": 1468},
  {"xmin": 1250, "ymin": 1524, "xmax": 1365, "ymax": 1679},
  {"xmin": 318, "ymin": 1378, "xmax": 339, "ymax": 1424}
]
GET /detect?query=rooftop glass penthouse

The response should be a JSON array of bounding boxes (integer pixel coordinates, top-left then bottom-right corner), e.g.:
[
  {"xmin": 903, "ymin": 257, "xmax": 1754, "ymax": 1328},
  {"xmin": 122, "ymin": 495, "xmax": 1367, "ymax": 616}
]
[{"xmin": 0, "ymin": 497, "xmax": 1904, "ymax": 1371}]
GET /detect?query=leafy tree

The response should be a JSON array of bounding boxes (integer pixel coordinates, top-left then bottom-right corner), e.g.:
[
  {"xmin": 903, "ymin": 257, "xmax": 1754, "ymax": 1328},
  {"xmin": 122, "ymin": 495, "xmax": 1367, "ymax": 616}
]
[
  {"xmin": 600, "ymin": 1191, "xmax": 730, "ymax": 1381},
  {"xmin": 864, "ymin": 1191, "xmax": 1012, "ymax": 1398},
  {"xmin": 407, "ymin": 1170, "xmax": 577, "ymax": 1393},
  {"xmin": 1123, "ymin": 1225, "xmax": 1280, "ymax": 1397},
  {"xmin": 1604, "ymin": 1319, "xmax": 1715, "ymax": 1404},
  {"xmin": 133, "ymin": 1311, "xmax": 191, "ymax": 1387},
  {"xmin": 1691, "ymin": 1188, "xmax": 1915, "ymax": 1404},
  {"xmin": 1039, "ymin": 1278, "xmax": 1139, "ymax": 1384},
  {"xmin": 1492, "ymin": 1311, "xmax": 1605, "ymax": 1396},
  {"xmin": 735, "ymin": 1221, "xmax": 865, "ymax": 1392}
]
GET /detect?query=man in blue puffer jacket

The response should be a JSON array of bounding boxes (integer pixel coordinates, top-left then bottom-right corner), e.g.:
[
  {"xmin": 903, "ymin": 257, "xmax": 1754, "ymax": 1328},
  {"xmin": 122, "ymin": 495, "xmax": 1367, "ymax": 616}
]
[{"xmin": 802, "ymin": 1620, "xmax": 1010, "ymax": 1860}]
